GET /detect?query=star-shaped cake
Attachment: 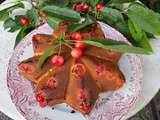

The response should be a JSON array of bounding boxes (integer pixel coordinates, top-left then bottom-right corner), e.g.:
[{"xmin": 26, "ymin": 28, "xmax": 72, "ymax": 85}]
[{"xmin": 18, "ymin": 22, "xmax": 125, "ymax": 114}]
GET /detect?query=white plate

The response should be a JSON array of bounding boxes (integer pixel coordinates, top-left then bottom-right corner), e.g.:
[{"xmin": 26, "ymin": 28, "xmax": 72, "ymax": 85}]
[{"xmin": 7, "ymin": 22, "xmax": 143, "ymax": 120}]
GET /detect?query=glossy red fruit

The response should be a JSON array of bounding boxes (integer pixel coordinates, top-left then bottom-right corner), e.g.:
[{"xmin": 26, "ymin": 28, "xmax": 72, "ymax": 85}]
[
  {"xmin": 19, "ymin": 17, "xmax": 29, "ymax": 25},
  {"xmin": 95, "ymin": 3, "xmax": 104, "ymax": 11},
  {"xmin": 71, "ymin": 32, "xmax": 82, "ymax": 40},
  {"xmin": 73, "ymin": 3, "xmax": 83, "ymax": 11},
  {"xmin": 71, "ymin": 49, "xmax": 83, "ymax": 59},
  {"xmin": 51, "ymin": 55, "xmax": 64, "ymax": 66},
  {"xmin": 75, "ymin": 41, "xmax": 85, "ymax": 50},
  {"xmin": 82, "ymin": 2, "xmax": 90, "ymax": 12}
]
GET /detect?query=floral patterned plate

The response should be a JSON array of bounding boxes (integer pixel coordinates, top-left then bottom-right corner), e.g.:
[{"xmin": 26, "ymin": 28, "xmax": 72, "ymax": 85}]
[{"xmin": 7, "ymin": 22, "xmax": 143, "ymax": 120}]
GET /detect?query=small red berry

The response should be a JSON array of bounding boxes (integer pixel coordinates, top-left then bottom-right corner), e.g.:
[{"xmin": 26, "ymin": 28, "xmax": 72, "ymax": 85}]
[
  {"xmin": 82, "ymin": 2, "xmax": 90, "ymax": 12},
  {"xmin": 51, "ymin": 55, "xmax": 64, "ymax": 66},
  {"xmin": 19, "ymin": 17, "xmax": 29, "ymax": 25},
  {"xmin": 73, "ymin": 3, "xmax": 83, "ymax": 11},
  {"xmin": 71, "ymin": 32, "xmax": 82, "ymax": 40},
  {"xmin": 71, "ymin": 49, "xmax": 83, "ymax": 59},
  {"xmin": 95, "ymin": 3, "xmax": 104, "ymax": 11},
  {"xmin": 75, "ymin": 41, "xmax": 85, "ymax": 50}
]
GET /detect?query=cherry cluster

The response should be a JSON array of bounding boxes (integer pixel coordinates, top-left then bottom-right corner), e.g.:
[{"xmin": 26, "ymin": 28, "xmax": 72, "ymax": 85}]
[
  {"xmin": 51, "ymin": 32, "xmax": 85, "ymax": 66},
  {"xmin": 73, "ymin": 2, "xmax": 104, "ymax": 12}
]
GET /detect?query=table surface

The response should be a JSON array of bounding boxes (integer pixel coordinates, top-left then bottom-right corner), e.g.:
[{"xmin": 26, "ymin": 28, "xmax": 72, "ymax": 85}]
[{"xmin": 0, "ymin": 1, "xmax": 160, "ymax": 119}]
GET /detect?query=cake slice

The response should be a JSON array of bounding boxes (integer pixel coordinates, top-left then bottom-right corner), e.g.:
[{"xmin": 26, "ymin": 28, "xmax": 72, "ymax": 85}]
[
  {"xmin": 66, "ymin": 59, "xmax": 100, "ymax": 114},
  {"xmin": 81, "ymin": 56, "xmax": 125, "ymax": 92},
  {"xmin": 18, "ymin": 57, "xmax": 53, "ymax": 83},
  {"xmin": 35, "ymin": 58, "xmax": 72, "ymax": 107}
]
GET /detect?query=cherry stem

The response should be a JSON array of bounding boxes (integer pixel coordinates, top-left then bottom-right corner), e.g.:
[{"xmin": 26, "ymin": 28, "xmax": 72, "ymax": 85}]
[
  {"xmin": 63, "ymin": 42, "xmax": 73, "ymax": 49},
  {"xmin": 58, "ymin": 41, "xmax": 62, "ymax": 56}
]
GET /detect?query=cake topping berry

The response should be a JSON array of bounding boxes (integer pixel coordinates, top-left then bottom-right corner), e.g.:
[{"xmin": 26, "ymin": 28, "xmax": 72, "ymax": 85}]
[
  {"xmin": 75, "ymin": 41, "xmax": 86, "ymax": 50},
  {"xmin": 46, "ymin": 77, "xmax": 58, "ymax": 88},
  {"xmin": 51, "ymin": 55, "xmax": 64, "ymax": 66},
  {"xmin": 19, "ymin": 17, "xmax": 29, "ymax": 25},
  {"xmin": 71, "ymin": 32, "xmax": 82, "ymax": 40},
  {"xmin": 95, "ymin": 3, "xmax": 104, "ymax": 11},
  {"xmin": 71, "ymin": 49, "xmax": 83, "ymax": 59}
]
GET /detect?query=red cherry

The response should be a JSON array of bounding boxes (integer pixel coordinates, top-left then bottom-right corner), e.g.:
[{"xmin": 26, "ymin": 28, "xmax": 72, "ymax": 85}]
[
  {"xmin": 75, "ymin": 41, "xmax": 85, "ymax": 50},
  {"xmin": 19, "ymin": 17, "xmax": 29, "ymax": 25},
  {"xmin": 71, "ymin": 49, "xmax": 83, "ymax": 59},
  {"xmin": 95, "ymin": 3, "xmax": 104, "ymax": 11},
  {"xmin": 82, "ymin": 2, "xmax": 90, "ymax": 12},
  {"xmin": 51, "ymin": 55, "xmax": 64, "ymax": 66},
  {"xmin": 73, "ymin": 3, "xmax": 83, "ymax": 11},
  {"xmin": 71, "ymin": 32, "xmax": 82, "ymax": 40}
]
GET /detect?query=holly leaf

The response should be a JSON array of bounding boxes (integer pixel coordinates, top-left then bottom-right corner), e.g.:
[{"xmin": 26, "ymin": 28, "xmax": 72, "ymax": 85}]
[
  {"xmin": 27, "ymin": 8, "xmax": 40, "ymax": 26},
  {"xmin": 15, "ymin": 26, "xmax": 34, "ymax": 47},
  {"xmin": 37, "ymin": 46, "xmax": 54, "ymax": 69},
  {"xmin": 45, "ymin": 15, "xmax": 62, "ymax": 28},
  {"xmin": 83, "ymin": 38, "xmax": 152, "ymax": 54},
  {"xmin": 42, "ymin": 5, "xmax": 81, "ymax": 22},
  {"xmin": 68, "ymin": 16, "xmax": 95, "ymax": 32},
  {"xmin": 128, "ymin": 4, "xmax": 160, "ymax": 35},
  {"xmin": 128, "ymin": 19, "xmax": 153, "ymax": 52}
]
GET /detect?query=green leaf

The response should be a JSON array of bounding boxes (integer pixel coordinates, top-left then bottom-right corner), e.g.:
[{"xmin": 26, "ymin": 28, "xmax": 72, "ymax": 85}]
[
  {"xmin": 100, "ymin": 7, "xmax": 129, "ymax": 36},
  {"xmin": 45, "ymin": 15, "xmax": 62, "ymax": 28},
  {"xmin": 128, "ymin": 19, "xmax": 153, "ymax": 52},
  {"xmin": 42, "ymin": 5, "xmax": 81, "ymax": 22},
  {"xmin": 15, "ymin": 26, "xmax": 34, "ymax": 47},
  {"xmin": 39, "ymin": 0, "xmax": 69, "ymax": 7},
  {"xmin": 111, "ymin": 0, "xmax": 135, "ymax": 3},
  {"xmin": 37, "ymin": 46, "xmax": 54, "ymax": 69},
  {"xmin": 68, "ymin": 15, "xmax": 95, "ymax": 32},
  {"xmin": 128, "ymin": 4, "xmax": 160, "ymax": 35},
  {"xmin": 0, "ymin": 3, "xmax": 24, "ymax": 21},
  {"xmin": 88, "ymin": 0, "xmax": 99, "ymax": 6},
  {"xmin": 83, "ymin": 38, "xmax": 152, "ymax": 54},
  {"xmin": 3, "ymin": 18, "xmax": 21, "ymax": 32},
  {"xmin": 27, "ymin": 8, "xmax": 40, "ymax": 26}
]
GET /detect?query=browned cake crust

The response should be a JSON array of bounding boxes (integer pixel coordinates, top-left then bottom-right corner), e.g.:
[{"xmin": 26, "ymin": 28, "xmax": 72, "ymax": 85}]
[{"xmin": 18, "ymin": 22, "xmax": 125, "ymax": 114}]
